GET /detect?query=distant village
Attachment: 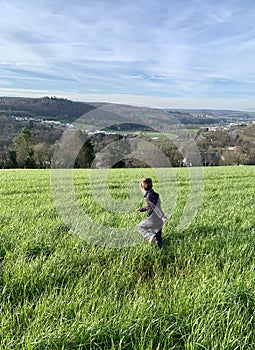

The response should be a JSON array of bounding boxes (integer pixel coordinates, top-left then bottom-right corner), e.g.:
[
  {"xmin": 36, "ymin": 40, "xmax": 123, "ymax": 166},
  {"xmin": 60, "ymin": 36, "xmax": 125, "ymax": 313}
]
[
  {"xmin": 10, "ymin": 112, "xmax": 255, "ymax": 137},
  {"xmin": 10, "ymin": 115, "xmax": 74, "ymax": 129}
]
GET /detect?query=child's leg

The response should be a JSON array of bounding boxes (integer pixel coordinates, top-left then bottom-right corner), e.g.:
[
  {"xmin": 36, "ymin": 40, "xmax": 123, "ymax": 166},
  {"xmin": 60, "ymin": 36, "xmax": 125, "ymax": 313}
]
[
  {"xmin": 155, "ymin": 228, "xmax": 163, "ymax": 248},
  {"xmin": 138, "ymin": 219, "xmax": 155, "ymax": 240}
]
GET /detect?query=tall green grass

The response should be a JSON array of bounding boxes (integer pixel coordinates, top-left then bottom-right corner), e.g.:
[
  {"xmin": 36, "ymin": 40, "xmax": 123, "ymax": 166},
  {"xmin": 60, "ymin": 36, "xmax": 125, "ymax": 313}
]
[{"xmin": 0, "ymin": 167, "xmax": 254, "ymax": 349}]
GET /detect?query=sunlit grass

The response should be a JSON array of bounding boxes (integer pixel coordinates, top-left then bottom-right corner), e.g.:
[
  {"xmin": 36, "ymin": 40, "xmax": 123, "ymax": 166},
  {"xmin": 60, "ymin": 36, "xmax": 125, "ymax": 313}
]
[{"xmin": 0, "ymin": 166, "xmax": 254, "ymax": 349}]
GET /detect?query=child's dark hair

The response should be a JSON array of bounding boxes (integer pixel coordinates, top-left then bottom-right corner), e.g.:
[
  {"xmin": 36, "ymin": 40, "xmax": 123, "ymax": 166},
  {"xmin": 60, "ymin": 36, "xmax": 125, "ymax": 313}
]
[{"xmin": 140, "ymin": 178, "xmax": 153, "ymax": 191}]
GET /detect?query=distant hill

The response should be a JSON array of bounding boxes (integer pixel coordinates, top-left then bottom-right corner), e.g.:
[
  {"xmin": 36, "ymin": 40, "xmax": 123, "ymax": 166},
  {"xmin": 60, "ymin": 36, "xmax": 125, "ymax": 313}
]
[
  {"xmin": 165, "ymin": 109, "xmax": 255, "ymax": 125},
  {"xmin": 1, "ymin": 96, "xmax": 255, "ymax": 146},
  {"xmin": 0, "ymin": 96, "xmax": 96, "ymax": 122},
  {"xmin": 1, "ymin": 96, "xmax": 255, "ymax": 128}
]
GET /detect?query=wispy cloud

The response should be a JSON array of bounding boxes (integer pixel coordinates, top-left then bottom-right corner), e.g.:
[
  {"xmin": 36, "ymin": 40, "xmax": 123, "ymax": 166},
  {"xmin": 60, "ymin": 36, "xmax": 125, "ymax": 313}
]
[{"xmin": 0, "ymin": 0, "xmax": 255, "ymax": 109}]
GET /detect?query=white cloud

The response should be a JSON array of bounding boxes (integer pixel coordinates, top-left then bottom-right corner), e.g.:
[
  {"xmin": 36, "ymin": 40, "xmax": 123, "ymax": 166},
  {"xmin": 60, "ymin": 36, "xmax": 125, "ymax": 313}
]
[{"xmin": 0, "ymin": 0, "xmax": 255, "ymax": 110}]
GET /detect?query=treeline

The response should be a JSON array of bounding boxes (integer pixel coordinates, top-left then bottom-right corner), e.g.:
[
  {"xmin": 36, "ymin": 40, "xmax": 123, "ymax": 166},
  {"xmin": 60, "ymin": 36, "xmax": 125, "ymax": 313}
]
[
  {"xmin": 1, "ymin": 124, "xmax": 255, "ymax": 169},
  {"xmin": 0, "ymin": 127, "xmax": 183, "ymax": 169},
  {"xmin": 1, "ymin": 128, "xmax": 95, "ymax": 169}
]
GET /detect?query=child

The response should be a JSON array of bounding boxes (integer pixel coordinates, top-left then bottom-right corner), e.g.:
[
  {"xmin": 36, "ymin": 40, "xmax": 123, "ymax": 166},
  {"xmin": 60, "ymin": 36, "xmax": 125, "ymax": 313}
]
[{"xmin": 136, "ymin": 178, "xmax": 167, "ymax": 248}]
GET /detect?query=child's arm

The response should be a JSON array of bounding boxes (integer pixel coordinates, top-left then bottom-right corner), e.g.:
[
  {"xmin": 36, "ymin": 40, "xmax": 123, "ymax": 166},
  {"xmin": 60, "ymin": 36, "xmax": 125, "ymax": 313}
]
[{"xmin": 136, "ymin": 206, "xmax": 147, "ymax": 213}]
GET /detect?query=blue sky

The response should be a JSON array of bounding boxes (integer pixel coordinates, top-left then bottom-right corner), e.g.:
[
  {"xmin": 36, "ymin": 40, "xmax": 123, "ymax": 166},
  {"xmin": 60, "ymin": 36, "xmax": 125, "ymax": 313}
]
[{"xmin": 1, "ymin": 0, "xmax": 255, "ymax": 110}]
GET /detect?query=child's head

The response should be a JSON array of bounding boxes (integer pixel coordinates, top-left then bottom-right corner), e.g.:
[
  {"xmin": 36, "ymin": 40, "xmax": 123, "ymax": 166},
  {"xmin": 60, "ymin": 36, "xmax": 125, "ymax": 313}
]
[{"xmin": 140, "ymin": 178, "xmax": 153, "ymax": 191}]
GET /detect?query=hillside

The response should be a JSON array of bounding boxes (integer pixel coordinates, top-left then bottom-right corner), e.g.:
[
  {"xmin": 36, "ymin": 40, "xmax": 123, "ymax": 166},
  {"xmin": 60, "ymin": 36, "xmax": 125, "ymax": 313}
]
[
  {"xmin": 166, "ymin": 109, "xmax": 255, "ymax": 125},
  {"xmin": 0, "ymin": 115, "xmax": 65, "ymax": 149},
  {"xmin": 0, "ymin": 96, "xmax": 96, "ymax": 122},
  {"xmin": 1, "ymin": 96, "xmax": 255, "ymax": 130}
]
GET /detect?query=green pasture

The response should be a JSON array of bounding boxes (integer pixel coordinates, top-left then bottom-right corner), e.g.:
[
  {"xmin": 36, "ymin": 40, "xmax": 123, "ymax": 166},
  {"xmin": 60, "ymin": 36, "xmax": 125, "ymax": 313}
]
[{"xmin": 0, "ymin": 166, "xmax": 255, "ymax": 349}]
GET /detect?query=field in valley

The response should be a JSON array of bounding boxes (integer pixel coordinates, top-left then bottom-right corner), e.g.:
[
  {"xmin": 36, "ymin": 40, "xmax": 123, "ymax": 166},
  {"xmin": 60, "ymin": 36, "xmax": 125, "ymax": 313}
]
[{"xmin": 0, "ymin": 166, "xmax": 255, "ymax": 349}]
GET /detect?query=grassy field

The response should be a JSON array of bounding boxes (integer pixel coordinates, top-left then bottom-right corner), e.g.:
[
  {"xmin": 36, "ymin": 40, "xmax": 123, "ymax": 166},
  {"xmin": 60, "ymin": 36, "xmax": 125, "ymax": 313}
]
[{"xmin": 0, "ymin": 166, "xmax": 255, "ymax": 349}]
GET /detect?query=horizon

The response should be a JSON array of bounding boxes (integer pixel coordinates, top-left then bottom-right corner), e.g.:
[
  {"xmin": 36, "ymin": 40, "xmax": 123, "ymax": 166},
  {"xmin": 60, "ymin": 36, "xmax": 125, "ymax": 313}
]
[{"xmin": 2, "ymin": 95, "xmax": 255, "ymax": 113}]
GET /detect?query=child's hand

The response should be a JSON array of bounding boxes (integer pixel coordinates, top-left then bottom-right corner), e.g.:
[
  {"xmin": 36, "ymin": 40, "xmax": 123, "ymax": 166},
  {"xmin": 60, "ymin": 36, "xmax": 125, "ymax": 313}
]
[
  {"xmin": 162, "ymin": 217, "xmax": 167, "ymax": 223},
  {"xmin": 136, "ymin": 208, "xmax": 141, "ymax": 213}
]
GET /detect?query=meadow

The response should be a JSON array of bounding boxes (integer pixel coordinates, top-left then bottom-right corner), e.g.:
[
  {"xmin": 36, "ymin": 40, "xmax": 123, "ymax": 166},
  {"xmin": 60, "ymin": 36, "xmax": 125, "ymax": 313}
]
[{"xmin": 0, "ymin": 166, "xmax": 255, "ymax": 349}]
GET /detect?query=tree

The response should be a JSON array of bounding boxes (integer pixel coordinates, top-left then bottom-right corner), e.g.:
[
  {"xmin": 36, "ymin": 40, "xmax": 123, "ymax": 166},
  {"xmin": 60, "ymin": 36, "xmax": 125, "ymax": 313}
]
[
  {"xmin": 75, "ymin": 137, "xmax": 95, "ymax": 168},
  {"xmin": 34, "ymin": 143, "xmax": 55, "ymax": 168},
  {"xmin": 0, "ymin": 147, "xmax": 17, "ymax": 168},
  {"xmin": 153, "ymin": 139, "xmax": 183, "ymax": 167},
  {"xmin": 13, "ymin": 128, "xmax": 36, "ymax": 168},
  {"xmin": 220, "ymin": 148, "xmax": 241, "ymax": 166},
  {"xmin": 52, "ymin": 129, "xmax": 95, "ymax": 168}
]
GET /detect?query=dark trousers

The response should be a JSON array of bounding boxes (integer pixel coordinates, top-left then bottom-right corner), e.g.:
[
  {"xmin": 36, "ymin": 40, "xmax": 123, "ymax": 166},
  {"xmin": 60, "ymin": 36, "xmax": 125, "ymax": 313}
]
[{"xmin": 155, "ymin": 229, "xmax": 163, "ymax": 248}]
